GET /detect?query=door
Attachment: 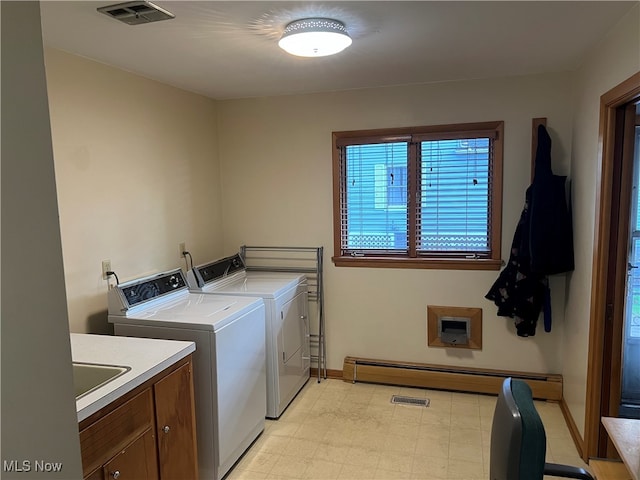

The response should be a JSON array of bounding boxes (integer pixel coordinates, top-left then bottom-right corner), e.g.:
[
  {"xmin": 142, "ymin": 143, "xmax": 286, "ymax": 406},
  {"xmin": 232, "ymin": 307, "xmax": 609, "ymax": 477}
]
[
  {"xmin": 586, "ymin": 72, "xmax": 640, "ymax": 461},
  {"xmin": 601, "ymin": 102, "xmax": 637, "ymax": 430},
  {"xmin": 154, "ymin": 361, "xmax": 199, "ymax": 480},
  {"xmin": 621, "ymin": 109, "xmax": 640, "ymax": 419},
  {"xmin": 277, "ymin": 289, "xmax": 309, "ymax": 412},
  {"xmin": 601, "ymin": 102, "xmax": 639, "ymax": 455},
  {"xmin": 102, "ymin": 428, "xmax": 158, "ymax": 480}
]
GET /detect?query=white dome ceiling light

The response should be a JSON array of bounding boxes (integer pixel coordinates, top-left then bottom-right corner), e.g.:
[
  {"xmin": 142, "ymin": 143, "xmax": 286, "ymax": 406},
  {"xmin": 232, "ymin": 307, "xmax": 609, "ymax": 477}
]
[{"xmin": 278, "ymin": 18, "xmax": 352, "ymax": 57}]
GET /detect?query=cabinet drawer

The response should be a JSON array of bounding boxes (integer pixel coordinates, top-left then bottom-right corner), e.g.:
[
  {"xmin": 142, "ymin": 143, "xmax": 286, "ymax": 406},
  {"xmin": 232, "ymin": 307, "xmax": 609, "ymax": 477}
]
[{"xmin": 80, "ymin": 389, "xmax": 154, "ymax": 477}]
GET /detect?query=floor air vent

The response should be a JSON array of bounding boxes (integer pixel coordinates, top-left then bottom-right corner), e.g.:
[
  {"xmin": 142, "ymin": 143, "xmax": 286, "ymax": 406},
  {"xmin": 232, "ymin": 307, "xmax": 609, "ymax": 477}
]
[
  {"xmin": 97, "ymin": 1, "xmax": 175, "ymax": 25},
  {"xmin": 390, "ymin": 395, "xmax": 430, "ymax": 407}
]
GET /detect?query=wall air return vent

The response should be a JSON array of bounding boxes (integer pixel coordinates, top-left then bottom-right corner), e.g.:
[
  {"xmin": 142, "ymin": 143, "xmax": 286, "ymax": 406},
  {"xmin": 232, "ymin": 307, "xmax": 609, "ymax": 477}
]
[{"xmin": 97, "ymin": 1, "xmax": 174, "ymax": 25}]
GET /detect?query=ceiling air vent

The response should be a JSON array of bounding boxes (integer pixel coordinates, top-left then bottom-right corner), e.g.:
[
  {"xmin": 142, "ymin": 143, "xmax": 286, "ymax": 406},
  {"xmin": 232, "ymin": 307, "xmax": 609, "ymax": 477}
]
[{"xmin": 97, "ymin": 1, "xmax": 174, "ymax": 25}]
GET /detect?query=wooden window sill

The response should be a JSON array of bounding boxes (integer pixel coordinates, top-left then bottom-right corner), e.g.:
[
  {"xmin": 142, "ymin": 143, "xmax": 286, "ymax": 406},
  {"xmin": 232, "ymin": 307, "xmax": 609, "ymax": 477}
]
[{"xmin": 332, "ymin": 255, "xmax": 503, "ymax": 271}]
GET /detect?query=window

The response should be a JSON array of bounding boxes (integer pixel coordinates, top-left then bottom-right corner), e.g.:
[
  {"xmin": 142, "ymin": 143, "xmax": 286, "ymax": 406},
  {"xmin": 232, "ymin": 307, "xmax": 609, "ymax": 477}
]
[{"xmin": 332, "ymin": 121, "xmax": 504, "ymax": 270}]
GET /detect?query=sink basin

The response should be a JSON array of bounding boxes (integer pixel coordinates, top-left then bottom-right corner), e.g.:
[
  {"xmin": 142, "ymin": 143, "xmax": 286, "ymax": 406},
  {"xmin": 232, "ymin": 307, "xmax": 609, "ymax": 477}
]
[{"xmin": 73, "ymin": 362, "xmax": 130, "ymax": 399}]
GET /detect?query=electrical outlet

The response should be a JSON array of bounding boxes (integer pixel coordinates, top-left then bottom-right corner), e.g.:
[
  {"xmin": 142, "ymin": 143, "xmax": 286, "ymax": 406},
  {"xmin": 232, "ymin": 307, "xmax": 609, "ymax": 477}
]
[
  {"xmin": 179, "ymin": 242, "xmax": 186, "ymax": 258},
  {"xmin": 101, "ymin": 260, "xmax": 111, "ymax": 280}
]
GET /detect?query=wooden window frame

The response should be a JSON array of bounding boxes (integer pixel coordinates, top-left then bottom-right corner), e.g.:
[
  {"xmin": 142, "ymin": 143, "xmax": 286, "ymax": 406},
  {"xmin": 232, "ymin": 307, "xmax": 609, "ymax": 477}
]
[{"xmin": 332, "ymin": 121, "xmax": 504, "ymax": 270}]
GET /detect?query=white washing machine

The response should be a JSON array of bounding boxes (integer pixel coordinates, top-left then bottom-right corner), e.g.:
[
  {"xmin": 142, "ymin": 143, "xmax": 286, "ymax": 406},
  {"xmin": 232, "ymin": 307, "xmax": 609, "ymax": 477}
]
[
  {"xmin": 107, "ymin": 268, "xmax": 266, "ymax": 480},
  {"xmin": 187, "ymin": 253, "xmax": 309, "ymax": 419}
]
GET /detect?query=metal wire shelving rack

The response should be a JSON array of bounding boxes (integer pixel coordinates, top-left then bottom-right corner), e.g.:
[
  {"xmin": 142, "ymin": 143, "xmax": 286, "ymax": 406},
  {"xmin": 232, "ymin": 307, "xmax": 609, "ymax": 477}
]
[{"xmin": 239, "ymin": 245, "xmax": 326, "ymax": 382}]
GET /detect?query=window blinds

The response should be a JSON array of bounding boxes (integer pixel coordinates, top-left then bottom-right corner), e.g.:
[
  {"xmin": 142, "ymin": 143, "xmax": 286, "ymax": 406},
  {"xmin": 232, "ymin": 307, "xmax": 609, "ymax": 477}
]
[
  {"xmin": 342, "ymin": 142, "xmax": 409, "ymax": 253},
  {"xmin": 418, "ymin": 138, "xmax": 491, "ymax": 253},
  {"xmin": 338, "ymin": 130, "xmax": 496, "ymax": 258}
]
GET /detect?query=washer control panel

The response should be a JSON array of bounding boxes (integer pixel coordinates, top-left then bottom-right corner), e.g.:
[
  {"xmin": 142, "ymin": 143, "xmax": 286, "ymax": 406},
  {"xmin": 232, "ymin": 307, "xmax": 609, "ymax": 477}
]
[
  {"xmin": 120, "ymin": 269, "xmax": 187, "ymax": 308},
  {"xmin": 196, "ymin": 253, "xmax": 245, "ymax": 285}
]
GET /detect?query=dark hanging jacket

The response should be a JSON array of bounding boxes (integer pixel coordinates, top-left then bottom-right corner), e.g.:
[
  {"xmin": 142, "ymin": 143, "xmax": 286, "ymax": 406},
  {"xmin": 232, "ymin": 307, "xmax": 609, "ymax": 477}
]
[
  {"xmin": 485, "ymin": 188, "xmax": 548, "ymax": 336},
  {"xmin": 527, "ymin": 125, "xmax": 574, "ymax": 275},
  {"xmin": 486, "ymin": 125, "xmax": 574, "ymax": 336}
]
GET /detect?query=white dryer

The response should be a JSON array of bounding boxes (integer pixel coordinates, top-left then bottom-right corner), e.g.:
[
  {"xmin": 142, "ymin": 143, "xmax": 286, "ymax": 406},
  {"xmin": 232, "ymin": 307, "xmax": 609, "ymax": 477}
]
[
  {"xmin": 107, "ymin": 268, "xmax": 266, "ymax": 480},
  {"xmin": 188, "ymin": 254, "xmax": 309, "ymax": 419}
]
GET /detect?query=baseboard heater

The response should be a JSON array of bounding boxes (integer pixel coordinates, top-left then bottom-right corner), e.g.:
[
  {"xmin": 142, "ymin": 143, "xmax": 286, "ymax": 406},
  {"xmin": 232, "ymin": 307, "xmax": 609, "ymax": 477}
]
[{"xmin": 343, "ymin": 356, "xmax": 562, "ymax": 401}]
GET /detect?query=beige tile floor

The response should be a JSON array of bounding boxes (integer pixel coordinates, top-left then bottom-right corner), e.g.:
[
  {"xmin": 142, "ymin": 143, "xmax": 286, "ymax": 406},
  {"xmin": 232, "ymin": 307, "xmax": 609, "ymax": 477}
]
[{"xmin": 227, "ymin": 379, "xmax": 590, "ymax": 480}]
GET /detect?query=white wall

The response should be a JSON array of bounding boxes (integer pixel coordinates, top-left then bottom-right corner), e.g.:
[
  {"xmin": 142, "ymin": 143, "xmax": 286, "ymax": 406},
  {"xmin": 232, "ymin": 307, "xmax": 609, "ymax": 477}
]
[
  {"xmin": 218, "ymin": 72, "xmax": 575, "ymax": 374},
  {"xmin": 44, "ymin": 48, "xmax": 222, "ymax": 333},
  {"xmin": 563, "ymin": 4, "xmax": 640, "ymax": 437},
  {"xmin": 1, "ymin": 3, "xmax": 83, "ymax": 477}
]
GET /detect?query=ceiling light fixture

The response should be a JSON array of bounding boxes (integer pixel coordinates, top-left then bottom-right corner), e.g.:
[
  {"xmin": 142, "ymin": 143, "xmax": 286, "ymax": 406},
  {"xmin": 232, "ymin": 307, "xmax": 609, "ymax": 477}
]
[{"xmin": 278, "ymin": 18, "xmax": 352, "ymax": 57}]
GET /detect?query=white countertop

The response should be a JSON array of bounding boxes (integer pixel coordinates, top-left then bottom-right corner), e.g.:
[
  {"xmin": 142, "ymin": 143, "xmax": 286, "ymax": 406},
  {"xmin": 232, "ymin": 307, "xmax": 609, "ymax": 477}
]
[{"xmin": 71, "ymin": 333, "xmax": 195, "ymax": 422}]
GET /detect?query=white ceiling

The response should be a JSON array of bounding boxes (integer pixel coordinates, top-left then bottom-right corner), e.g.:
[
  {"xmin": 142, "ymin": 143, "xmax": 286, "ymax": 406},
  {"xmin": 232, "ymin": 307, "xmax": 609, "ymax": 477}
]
[{"xmin": 40, "ymin": 1, "xmax": 638, "ymax": 100}]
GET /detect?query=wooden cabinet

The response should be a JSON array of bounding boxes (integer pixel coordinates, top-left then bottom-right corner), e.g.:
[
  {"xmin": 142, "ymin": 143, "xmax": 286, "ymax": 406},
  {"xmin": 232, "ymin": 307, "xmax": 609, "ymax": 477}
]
[
  {"xmin": 154, "ymin": 362, "xmax": 198, "ymax": 480},
  {"xmin": 102, "ymin": 428, "xmax": 158, "ymax": 480},
  {"xmin": 80, "ymin": 356, "xmax": 198, "ymax": 480}
]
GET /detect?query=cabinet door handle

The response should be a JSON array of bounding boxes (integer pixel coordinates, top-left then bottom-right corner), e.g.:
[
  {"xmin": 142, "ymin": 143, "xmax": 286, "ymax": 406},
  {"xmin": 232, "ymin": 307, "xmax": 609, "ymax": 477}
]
[
  {"xmin": 163, "ymin": 425, "xmax": 171, "ymax": 434},
  {"xmin": 110, "ymin": 471, "xmax": 120, "ymax": 479}
]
